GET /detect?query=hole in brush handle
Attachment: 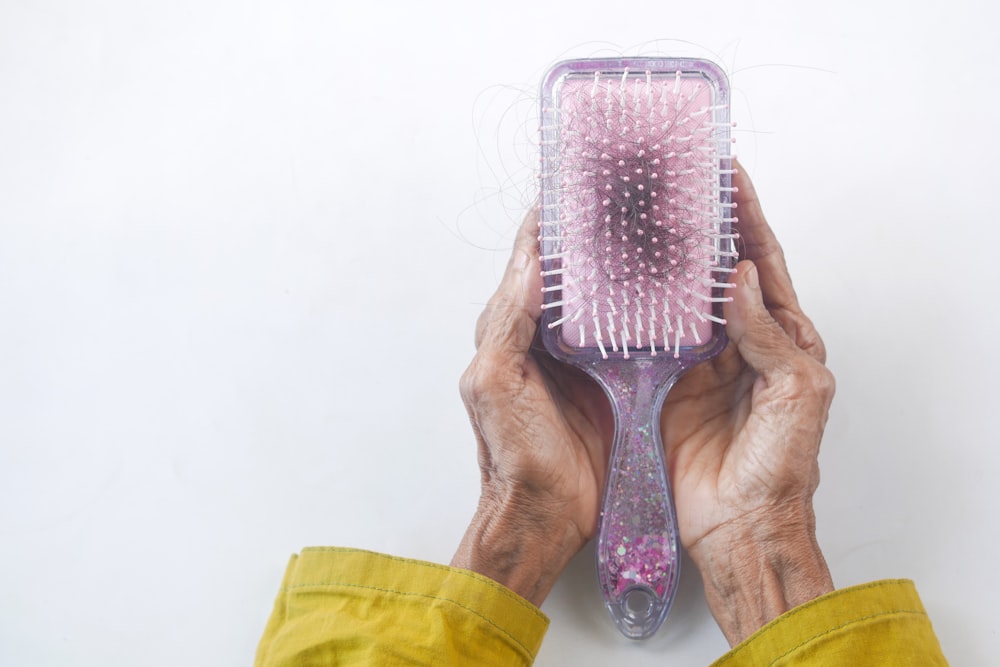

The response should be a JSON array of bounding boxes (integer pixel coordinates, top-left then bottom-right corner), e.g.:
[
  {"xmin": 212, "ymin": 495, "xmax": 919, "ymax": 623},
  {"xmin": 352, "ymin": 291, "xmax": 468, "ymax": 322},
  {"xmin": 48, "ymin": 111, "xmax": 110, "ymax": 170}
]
[
  {"xmin": 591, "ymin": 361, "xmax": 680, "ymax": 640},
  {"xmin": 537, "ymin": 57, "xmax": 736, "ymax": 639}
]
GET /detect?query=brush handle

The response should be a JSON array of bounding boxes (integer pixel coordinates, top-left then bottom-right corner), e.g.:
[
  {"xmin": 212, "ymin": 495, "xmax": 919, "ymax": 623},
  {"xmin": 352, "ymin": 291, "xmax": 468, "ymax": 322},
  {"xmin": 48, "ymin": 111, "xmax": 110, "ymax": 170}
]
[{"xmin": 590, "ymin": 360, "xmax": 680, "ymax": 640}]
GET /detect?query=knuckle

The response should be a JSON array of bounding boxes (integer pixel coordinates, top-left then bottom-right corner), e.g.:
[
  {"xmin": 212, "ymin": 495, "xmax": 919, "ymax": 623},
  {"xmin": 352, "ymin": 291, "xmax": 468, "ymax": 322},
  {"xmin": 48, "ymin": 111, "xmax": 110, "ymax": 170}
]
[
  {"xmin": 474, "ymin": 301, "xmax": 516, "ymax": 352},
  {"xmin": 791, "ymin": 356, "xmax": 836, "ymax": 404},
  {"xmin": 808, "ymin": 335, "xmax": 828, "ymax": 365},
  {"xmin": 458, "ymin": 361, "xmax": 483, "ymax": 404},
  {"xmin": 814, "ymin": 365, "xmax": 836, "ymax": 402},
  {"xmin": 794, "ymin": 317, "xmax": 828, "ymax": 365},
  {"xmin": 473, "ymin": 307, "xmax": 491, "ymax": 350},
  {"xmin": 458, "ymin": 355, "xmax": 505, "ymax": 407}
]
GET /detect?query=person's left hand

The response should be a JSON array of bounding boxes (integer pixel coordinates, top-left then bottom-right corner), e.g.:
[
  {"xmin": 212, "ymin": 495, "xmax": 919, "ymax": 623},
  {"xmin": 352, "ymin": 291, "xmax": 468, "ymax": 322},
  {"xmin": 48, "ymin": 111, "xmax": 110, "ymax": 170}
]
[{"xmin": 451, "ymin": 206, "xmax": 612, "ymax": 606}]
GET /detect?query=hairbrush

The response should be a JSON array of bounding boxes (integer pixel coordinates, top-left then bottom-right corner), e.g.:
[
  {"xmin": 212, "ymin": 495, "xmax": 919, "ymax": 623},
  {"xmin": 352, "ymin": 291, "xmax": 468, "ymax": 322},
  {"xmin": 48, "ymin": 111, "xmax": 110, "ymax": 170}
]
[{"xmin": 538, "ymin": 58, "xmax": 736, "ymax": 639}]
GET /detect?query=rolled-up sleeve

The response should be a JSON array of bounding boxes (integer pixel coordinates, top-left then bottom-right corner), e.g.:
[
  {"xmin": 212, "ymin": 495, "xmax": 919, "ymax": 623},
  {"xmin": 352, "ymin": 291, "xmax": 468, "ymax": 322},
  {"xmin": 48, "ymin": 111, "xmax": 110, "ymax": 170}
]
[
  {"xmin": 254, "ymin": 547, "xmax": 549, "ymax": 666},
  {"xmin": 711, "ymin": 579, "xmax": 948, "ymax": 666}
]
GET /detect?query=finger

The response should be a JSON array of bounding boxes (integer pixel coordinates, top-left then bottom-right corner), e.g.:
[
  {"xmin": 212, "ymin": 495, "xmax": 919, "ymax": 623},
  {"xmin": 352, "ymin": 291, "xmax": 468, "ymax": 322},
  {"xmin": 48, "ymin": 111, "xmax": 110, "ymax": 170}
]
[
  {"xmin": 724, "ymin": 260, "xmax": 802, "ymax": 377},
  {"xmin": 473, "ymin": 206, "xmax": 543, "ymax": 357},
  {"xmin": 732, "ymin": 163, "xmax": 827, "ymax": 363},
  {"xmin": 732, "ymin": 160, "xmax": 801, "ymax": 315}
]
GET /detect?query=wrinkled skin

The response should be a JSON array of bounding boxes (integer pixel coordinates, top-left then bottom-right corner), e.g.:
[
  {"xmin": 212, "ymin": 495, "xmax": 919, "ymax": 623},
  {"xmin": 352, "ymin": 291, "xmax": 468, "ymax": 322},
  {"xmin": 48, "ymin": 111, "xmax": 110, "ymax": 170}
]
[
  {"xmin": 663, "ymin": 164, "xmax": 834, "ymax": 555},
  {"xmin": 453, "ymin": 163, "xmax": 834, "ymax": 638}
]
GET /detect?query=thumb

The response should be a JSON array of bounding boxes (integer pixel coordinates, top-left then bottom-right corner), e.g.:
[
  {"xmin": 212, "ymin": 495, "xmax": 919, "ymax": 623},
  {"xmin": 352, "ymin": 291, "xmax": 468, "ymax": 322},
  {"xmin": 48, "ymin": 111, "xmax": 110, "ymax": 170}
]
[
  {"xmin": 724, "ymin": 260, "xmax": 799, "ymax": 377},
  {"xmin": 473, "ymin": 207, "xmax": 542, "ymax": 356}
]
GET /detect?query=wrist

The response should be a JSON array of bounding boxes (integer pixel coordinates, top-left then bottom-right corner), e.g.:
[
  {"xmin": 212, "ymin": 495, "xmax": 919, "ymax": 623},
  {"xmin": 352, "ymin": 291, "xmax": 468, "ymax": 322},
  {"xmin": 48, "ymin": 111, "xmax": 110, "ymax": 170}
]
[
  {"xmin": 451, "ymin": 488, "xmax": 584, "ymax": 607},
  {"xmin": 688, "ymin": 505, "xmax": 834, "ymax": 646}
]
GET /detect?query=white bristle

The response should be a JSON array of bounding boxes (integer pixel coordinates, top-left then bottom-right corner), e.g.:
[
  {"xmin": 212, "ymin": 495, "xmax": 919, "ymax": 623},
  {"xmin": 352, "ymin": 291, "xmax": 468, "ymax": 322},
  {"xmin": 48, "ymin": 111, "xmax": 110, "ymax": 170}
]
[
  {"xmin": 546, "ymin": 315, "xmax": 571, "ymax": 329},
  {"xmin": 688, "ymin": 321, "xmax": 701, "ymax": 345},
  {"xmin": 539, "ymin": 64, "xmax": 734, "ymax": 357},
  {"xmin": 595, "ymin": 328, "xmax": 608, "ymax": 359}
]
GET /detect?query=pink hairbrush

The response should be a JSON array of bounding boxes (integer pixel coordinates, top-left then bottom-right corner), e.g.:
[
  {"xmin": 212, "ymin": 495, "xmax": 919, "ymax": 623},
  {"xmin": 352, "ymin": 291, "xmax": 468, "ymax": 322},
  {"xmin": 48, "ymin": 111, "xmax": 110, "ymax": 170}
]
[{"xmin": 539, "ymin": 58, "xmax": 736, "ymax": 639}]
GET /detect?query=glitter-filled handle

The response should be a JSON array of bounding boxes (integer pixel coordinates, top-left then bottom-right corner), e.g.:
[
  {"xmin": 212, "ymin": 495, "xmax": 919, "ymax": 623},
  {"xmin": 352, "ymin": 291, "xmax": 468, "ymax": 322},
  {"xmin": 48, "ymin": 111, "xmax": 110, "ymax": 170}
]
[{"xmin": 590, "ymin": 359, "xmax": 682, "ymax": 640}]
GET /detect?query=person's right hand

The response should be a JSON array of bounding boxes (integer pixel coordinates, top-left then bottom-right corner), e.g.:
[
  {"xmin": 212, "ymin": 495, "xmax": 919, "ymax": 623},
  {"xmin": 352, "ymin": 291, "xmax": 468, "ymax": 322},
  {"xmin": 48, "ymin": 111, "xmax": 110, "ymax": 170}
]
[
  {"xmin": 451, "ymin": 206, "xmax": 613, "ymax": 607},
  {"xmin": 661, "ymin": 162, "xmax": 836, "ymax": 645}
]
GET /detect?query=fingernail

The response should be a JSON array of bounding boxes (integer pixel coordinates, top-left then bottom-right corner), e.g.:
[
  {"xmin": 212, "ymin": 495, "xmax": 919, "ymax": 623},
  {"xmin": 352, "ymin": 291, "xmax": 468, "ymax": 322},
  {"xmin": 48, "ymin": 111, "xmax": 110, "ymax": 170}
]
[{"xmin": 745, "ymin": 263, "xmax": 759, "ymax": 290}]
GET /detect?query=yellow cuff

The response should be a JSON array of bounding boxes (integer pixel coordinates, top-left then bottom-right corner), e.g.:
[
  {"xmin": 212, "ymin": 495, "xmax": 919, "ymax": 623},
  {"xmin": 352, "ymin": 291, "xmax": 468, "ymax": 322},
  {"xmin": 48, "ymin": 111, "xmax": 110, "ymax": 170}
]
[
  {"xmin": 712, "ymin": 579, "xmax": 948, "ymax": 666},
  {"xmin": 256, "ymin": 547, "xmax": 549, "ymax": 666}
]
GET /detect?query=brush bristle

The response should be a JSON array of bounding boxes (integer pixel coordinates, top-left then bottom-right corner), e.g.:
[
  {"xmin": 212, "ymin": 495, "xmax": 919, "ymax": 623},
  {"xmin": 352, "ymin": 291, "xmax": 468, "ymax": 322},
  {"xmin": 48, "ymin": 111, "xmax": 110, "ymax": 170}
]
[{"xmin": 541, "ymin": 65, "xmax": 735, "ymax": 359}]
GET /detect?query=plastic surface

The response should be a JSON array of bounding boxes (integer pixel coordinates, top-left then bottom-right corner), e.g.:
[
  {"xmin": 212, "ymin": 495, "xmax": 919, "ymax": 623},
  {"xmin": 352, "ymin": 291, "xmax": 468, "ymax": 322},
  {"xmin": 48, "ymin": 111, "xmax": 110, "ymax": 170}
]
[
  {"xmin": 538, "ymin": 58, "xmax": 733, "ymax": 639},
  {"xmin": 587, "ymin": 358, "xmax": 683, "ymax": 638}
]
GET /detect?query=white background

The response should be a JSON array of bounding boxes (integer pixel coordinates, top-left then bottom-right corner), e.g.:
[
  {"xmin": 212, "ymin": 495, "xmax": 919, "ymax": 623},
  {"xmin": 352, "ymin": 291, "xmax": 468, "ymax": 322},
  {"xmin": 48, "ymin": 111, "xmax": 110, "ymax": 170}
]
[{"xmin": 2, "ymin": 1, "xmax": 997, "ymax": 664}]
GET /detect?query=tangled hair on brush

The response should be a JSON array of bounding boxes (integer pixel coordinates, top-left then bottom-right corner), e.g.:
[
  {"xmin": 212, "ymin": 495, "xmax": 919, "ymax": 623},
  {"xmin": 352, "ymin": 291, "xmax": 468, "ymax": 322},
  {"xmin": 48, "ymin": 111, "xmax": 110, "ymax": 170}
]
[
  {"xmin": 541, "ymin": 67, "xmax": 735, "ymax": 356},
  {"xmin": 559, "ymin": 87, "xmax": 713, "ymax": 287}
]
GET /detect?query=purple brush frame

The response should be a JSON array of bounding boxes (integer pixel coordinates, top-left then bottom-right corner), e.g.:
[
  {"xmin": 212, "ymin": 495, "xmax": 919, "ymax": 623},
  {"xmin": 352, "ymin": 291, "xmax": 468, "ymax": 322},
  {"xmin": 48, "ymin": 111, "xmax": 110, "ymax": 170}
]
[{"xmin": 538, "ymin": 57, "xmax": 733, "ymax": 639}]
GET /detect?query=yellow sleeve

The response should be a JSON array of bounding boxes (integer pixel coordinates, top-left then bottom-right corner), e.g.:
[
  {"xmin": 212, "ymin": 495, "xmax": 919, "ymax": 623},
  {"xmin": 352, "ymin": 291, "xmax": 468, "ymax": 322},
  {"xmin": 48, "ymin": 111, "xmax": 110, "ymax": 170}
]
[
  {"xmin": 254, "ymin": 547, "xmax": 549, "ymax": 666},
  {"xmin": 711, "ymin": 579, "xmax": 948, "ymax": 666}
]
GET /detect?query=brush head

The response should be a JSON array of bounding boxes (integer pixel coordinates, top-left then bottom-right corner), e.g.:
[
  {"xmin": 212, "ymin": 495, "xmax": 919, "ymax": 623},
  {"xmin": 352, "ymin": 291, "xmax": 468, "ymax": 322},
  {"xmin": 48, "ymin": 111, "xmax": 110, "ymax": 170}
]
[{"xmin": 539, "ymin": 58, "xmax": 735, "ymax": 362}]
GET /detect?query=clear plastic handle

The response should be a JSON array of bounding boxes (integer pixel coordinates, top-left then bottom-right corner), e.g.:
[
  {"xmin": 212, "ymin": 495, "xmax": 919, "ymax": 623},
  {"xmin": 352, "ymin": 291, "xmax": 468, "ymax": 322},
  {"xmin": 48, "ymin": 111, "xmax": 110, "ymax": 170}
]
[{"xmin": 589, "ymin": 359, "xmax": 681, "ymax": 639}]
